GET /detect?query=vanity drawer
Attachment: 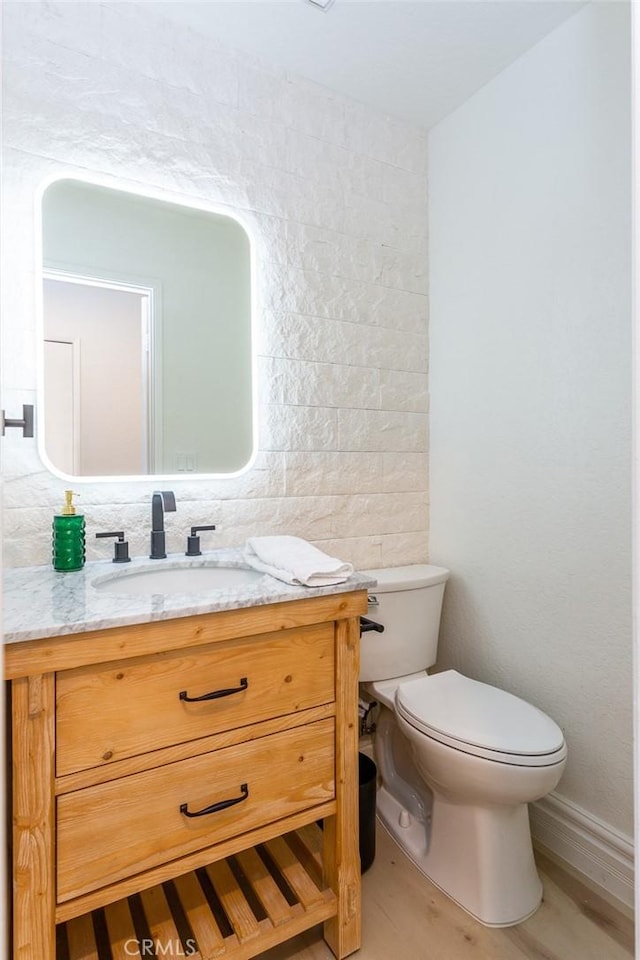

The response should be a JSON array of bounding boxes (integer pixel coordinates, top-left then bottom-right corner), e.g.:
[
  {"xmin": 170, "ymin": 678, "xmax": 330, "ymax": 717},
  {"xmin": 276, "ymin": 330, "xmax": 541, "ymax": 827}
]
[
  {"xmin": 55, "ymin": 623, "xmax": 334, "ymax": 776},
  {"xmin": 56, "ymin": 717, "xmax": 335, "ymax": 902}
]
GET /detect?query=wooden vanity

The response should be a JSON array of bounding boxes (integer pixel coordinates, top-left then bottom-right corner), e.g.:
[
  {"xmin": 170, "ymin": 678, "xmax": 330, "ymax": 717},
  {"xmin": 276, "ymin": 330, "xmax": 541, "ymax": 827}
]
[{"xmin": 6, "ymin": 588, "xmax": 367, "ymax": 960}]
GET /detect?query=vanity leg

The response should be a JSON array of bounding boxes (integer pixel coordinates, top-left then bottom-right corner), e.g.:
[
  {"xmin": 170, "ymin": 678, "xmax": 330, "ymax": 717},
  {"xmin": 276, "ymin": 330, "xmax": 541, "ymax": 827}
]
[
  {"xmin": 11, "ymin": 675, "xmax": 56, "ymax": 960},
  {"xmin": 323, "ymin": 617, "xmax": 361, "ymax": 959}
]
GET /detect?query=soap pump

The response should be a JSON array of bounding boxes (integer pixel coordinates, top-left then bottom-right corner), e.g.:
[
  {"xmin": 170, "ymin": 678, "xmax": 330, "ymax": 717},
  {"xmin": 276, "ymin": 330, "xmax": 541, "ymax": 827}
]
[{"xmin": 52, "ymin": 490, "xmax": 86, "ymax": 572}]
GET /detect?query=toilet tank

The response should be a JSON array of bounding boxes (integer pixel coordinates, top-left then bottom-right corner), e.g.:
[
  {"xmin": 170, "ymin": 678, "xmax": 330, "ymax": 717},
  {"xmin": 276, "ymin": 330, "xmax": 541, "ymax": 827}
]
[{"xmin": 359, "ymin": 564, "xmax": 450, "ymax": 682}]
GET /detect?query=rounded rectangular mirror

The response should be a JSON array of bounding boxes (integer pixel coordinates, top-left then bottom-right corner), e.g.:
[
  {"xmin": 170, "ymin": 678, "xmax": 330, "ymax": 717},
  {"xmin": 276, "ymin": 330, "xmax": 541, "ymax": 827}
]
[{"xmin": 39, "ymin": 178, "xmax": 256, "ymax": 479}]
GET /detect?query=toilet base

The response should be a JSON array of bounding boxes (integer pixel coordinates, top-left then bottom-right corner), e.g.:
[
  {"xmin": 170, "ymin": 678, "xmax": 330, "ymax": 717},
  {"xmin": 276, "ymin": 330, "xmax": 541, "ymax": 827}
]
[{"xmin": 376, "ymin": 784, "xmax": 543, "ymax": 927}]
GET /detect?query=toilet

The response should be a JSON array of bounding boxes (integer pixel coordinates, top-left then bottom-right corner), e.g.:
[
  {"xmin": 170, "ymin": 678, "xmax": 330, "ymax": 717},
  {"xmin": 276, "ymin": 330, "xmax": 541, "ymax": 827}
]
[{"xmin": 360, "ymin": 564, "xmax": 567, "ymax": 928}]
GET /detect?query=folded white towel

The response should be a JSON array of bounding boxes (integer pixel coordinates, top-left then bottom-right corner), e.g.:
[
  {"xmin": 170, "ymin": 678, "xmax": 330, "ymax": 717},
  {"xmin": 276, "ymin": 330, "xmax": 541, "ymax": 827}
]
[{"xmin": 244, "ymin": 536, "xmax": 354, "ymax": 587}]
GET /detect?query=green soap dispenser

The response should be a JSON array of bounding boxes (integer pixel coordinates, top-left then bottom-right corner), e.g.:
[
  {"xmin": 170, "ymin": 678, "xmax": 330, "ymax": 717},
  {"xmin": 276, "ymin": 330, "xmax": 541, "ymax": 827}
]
[{"xmin": 52, "ymin": 490, "xmax": 86, "ymax": 571}]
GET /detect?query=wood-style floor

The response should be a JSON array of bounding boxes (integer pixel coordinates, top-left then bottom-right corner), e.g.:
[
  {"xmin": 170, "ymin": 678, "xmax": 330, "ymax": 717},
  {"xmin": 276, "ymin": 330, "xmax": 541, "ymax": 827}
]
[{"xmin": 261, "ymin": 826, "xmax": 634, "ymax": 960}]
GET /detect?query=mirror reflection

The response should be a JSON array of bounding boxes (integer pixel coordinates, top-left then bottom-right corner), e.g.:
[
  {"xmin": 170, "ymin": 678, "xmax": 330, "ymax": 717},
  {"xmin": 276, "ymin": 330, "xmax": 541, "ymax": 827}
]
[{"xmin": 41, "ymin": 179, "xmax": 255, "ymax": 477}]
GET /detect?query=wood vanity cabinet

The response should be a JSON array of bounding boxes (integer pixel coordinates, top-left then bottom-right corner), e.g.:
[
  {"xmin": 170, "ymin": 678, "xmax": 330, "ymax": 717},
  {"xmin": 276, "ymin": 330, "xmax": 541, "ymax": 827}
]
[{"xmin": 6, "ymin": 590, "xmax": 367, "ymax": 960}]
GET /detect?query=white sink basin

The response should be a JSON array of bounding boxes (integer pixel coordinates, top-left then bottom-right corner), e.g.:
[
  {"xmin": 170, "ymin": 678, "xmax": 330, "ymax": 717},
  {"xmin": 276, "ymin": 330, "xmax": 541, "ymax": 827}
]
[{"xmin": 93, "ymin": 564, "xmax": 264, "ymax": 596}]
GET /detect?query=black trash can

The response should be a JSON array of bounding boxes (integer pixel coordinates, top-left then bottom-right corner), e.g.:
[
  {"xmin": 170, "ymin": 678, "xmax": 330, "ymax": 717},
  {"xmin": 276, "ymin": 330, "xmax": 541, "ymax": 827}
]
[{"xmin": 358, "ymin": 752, "xmax": 377, "ymax": 873}]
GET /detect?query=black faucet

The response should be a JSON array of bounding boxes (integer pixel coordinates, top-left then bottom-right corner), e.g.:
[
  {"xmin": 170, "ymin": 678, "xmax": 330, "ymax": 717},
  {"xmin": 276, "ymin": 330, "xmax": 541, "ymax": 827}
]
[{"xmin": 150, "ymin": 490, "xmax": 176, "ymax": 559}]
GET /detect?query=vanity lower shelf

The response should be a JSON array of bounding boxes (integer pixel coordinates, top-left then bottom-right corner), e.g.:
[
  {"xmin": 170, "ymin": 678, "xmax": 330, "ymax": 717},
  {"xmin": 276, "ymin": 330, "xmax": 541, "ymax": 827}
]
[{"xmin": 56, "ymin": 824, "xmax": 335, "ymax": 960}]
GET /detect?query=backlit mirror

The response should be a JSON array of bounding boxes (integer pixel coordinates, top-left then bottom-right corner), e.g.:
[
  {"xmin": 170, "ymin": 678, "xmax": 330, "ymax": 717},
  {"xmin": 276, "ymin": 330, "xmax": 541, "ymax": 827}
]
[{"xmin": 40, "ymin": 179, "xmax": 255, "ymax": 478}]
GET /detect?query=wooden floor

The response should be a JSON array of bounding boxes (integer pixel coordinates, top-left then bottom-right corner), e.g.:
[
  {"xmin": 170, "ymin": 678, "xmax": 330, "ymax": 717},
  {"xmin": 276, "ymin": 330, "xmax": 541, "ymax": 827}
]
[{"xmin": 260, "ymin": 826, "xmax": 634, "ymax": 960}]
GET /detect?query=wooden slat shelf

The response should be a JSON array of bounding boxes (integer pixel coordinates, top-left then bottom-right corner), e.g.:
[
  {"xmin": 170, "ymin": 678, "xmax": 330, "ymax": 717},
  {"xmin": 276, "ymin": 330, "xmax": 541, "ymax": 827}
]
[{"xmin": 57, "ymin": 826, "xmax": 336, "ymax": 960}]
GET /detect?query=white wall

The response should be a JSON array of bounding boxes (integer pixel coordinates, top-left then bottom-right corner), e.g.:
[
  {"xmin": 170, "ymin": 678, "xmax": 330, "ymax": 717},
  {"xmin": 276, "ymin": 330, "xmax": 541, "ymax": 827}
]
[
  {"xmin": 632, "ymin": 0, "xmax": 640, "ymax": 927},
  {"xmin": 429, "ymin": 0, "xmax": 633, "ymax": 872},
  {"xmin": 1, "ymin": 0, "xmax": 429, "ymax": 568}
]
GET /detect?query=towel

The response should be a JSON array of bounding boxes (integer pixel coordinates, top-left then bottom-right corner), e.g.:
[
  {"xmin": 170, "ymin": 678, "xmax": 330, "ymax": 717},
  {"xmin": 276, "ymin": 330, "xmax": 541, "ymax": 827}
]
[{"xmin": 244, "ymin": 536, "xmax": 354, "ymax": 587}]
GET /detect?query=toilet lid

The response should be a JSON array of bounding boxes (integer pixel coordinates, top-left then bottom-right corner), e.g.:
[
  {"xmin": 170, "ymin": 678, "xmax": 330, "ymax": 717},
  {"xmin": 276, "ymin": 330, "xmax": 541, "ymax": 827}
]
[{"xmin": 395, "ymin": 670, "xmax": 566, "ymax": 765}]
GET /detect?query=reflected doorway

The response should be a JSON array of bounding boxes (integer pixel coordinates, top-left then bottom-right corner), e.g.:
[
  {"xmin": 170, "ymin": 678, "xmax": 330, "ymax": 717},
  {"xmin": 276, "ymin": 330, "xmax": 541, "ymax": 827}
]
[{"xmin": 43, "ymin": 274, "xmax": 154, "ymax": 476}]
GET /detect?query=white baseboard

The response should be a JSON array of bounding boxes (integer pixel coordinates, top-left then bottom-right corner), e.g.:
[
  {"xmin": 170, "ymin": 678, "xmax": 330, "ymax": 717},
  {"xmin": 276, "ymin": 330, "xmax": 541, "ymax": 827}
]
[{"xmin": 530, "ymin": 792, "xmax": 634, "ymax": 912}]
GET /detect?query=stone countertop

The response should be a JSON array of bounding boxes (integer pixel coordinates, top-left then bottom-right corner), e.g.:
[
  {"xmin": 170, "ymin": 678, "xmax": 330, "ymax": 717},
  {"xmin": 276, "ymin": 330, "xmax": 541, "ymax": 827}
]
[{"xmin": 3, "ymin": 547, "xmax": 376, "ymax": 644}]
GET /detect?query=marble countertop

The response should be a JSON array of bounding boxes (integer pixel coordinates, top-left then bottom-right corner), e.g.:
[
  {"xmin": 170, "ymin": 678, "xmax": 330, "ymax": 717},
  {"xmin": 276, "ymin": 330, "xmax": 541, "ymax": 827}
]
[{"xmin": 3, "ymin": 547, "xmax": 376, "ymax": 644}]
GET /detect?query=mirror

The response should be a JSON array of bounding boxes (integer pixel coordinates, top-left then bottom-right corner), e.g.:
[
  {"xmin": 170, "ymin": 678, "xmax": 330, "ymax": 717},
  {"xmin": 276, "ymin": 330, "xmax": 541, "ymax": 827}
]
[{"xmin": 40, "ymin": 178, "xmax": 256, "ymax": 479}]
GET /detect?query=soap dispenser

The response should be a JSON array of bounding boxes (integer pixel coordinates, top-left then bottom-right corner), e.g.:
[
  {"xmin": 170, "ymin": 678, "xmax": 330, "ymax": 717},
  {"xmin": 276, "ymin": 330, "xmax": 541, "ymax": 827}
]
[{"xmin": 52, "ymin": 490, "xmax": 86, "ymax": 572}]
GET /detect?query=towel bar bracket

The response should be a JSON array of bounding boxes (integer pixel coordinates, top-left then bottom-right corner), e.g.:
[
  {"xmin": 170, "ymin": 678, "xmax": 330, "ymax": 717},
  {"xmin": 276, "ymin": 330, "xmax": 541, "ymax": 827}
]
[{"xmin": 2, "ymin": 404, "xmax": 34, "ymax": 438}]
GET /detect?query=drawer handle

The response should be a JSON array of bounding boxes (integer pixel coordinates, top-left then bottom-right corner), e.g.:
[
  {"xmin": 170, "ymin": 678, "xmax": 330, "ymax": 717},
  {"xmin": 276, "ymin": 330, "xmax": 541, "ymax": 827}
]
[
  {"xmin": 179, "ymin": 677, "xmax": 248, "ymax": 702},
  {"xmin": 180, "ymin": 783, "xmax": 249, "ymax": 818}
]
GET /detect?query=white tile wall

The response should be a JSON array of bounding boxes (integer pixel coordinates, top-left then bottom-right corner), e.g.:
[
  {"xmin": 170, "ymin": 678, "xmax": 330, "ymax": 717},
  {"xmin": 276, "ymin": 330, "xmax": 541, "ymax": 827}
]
[{"xmin": 1, "ymin": 0, "xmax": 429, "ymax": 570}]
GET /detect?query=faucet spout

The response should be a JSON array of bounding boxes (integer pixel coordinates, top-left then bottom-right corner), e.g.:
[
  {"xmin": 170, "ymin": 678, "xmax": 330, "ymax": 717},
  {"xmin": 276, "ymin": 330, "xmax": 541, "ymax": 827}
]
[{"xmin": 150, "ymin": 490, "xmax": 176, "ymax": 559}]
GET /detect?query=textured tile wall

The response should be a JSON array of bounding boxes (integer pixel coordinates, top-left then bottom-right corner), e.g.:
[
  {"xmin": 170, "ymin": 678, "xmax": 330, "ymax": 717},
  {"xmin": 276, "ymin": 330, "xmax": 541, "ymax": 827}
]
[{"xmin": 1, "ymin": 1, "xmax": 429, "ymax": 570}]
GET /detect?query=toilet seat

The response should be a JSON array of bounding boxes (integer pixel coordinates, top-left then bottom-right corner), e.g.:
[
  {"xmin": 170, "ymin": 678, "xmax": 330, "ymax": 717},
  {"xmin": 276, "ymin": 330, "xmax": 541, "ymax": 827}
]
[{"xmin": 396, "ymin": 670, "xmax": 567, "ymax": 767}]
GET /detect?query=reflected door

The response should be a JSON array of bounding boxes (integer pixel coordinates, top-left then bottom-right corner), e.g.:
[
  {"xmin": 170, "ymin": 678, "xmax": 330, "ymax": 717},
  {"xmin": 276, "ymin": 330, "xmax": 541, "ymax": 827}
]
[
  {"xmin": 44, "ymin": 339, "xmax": 77, "ymax": 475},
  {"xmin": 43, "ymin": 277, "xmax": 151, "ymax": 476}
]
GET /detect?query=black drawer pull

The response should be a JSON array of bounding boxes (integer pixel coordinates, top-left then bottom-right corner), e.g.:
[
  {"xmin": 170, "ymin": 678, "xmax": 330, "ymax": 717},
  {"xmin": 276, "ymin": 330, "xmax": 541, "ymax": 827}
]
[
  {"xmin": 180, "ymin": 783, "xmax": 249, "ymax": 818},
  {"xmin": 360, "ymin": 616, "xmax": 384, "ymax": 634},
  {"xmin": 179, "ymin": 677, "xmax": 248, "ymax": 702}
]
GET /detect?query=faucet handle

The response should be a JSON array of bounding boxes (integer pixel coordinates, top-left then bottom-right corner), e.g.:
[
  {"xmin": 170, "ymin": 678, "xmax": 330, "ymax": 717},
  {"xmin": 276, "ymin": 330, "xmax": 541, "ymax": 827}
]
[
  {"xmin": 96, "ymin": 530, "xmax": 131, "ymax": 563},
  {"xmin": 185, "ymin": 525, "xmax": 216, "ymax": 557}
]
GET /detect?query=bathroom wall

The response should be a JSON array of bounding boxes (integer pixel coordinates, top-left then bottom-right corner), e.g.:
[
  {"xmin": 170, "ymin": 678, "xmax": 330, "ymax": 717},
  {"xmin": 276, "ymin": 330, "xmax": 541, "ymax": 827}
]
[
  {"xmin": 428, "ymin": 0, "xmax": 633, "ymax": 888},
  {"xmin": 1, "ymin": 0, "xmax": 429, "ymax": 569}
]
